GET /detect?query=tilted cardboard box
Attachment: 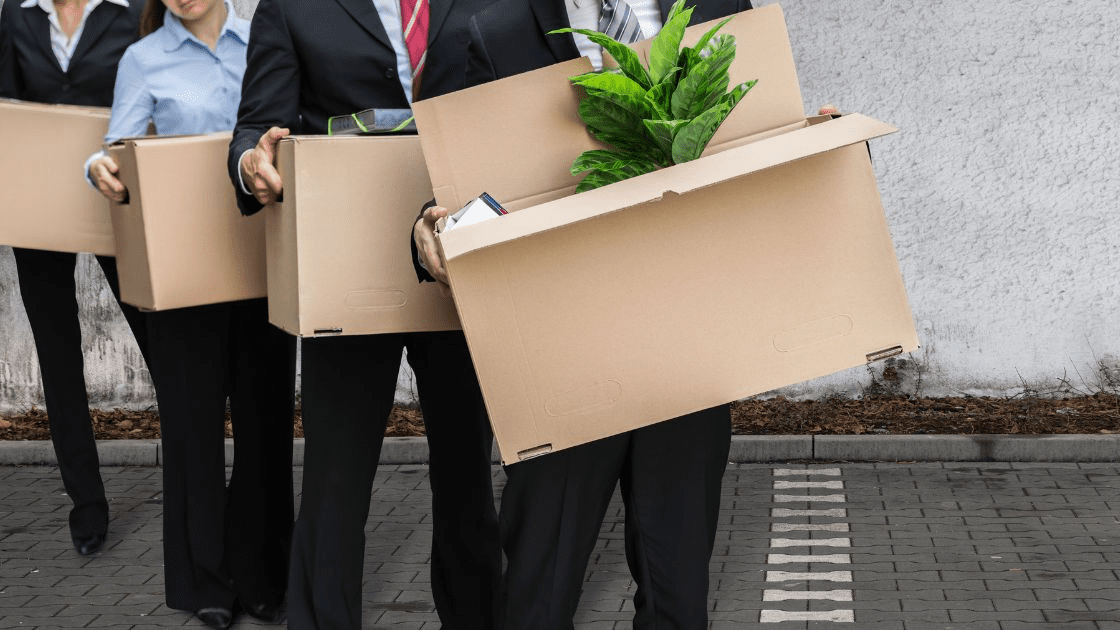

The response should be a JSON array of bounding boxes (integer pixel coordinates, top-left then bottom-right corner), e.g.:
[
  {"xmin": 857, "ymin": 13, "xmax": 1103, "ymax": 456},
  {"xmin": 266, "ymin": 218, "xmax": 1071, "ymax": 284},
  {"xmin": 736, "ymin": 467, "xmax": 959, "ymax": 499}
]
[
  {"xmin": 267, "ymin": 134, "xmax": 459, "ymax": 337},
  {"xmin": 107, "ymin": 132, "xmax": 266, "ymax": 310},
  {"xmin": 0, "ymin": 100, "xmax": 115, "ymax": 255},
  {"xmin": 412, "ymin": 4, "xmax": 919, "ymax": 464}
]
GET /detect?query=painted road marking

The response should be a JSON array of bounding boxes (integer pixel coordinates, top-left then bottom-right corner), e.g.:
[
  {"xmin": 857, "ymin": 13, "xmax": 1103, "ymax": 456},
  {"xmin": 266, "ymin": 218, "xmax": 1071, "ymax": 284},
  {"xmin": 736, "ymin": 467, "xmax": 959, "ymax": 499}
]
[
  {"xmin": 760, "ymin": 610, "xmax": 855, "ymax": 623},
  {"xmin": 770, "ymin": 538, "xmax": 851, "ymax": 548},
  {"xmin": 774, "ymin": 494, "xmax": 846, "ymax": 502},
  {"xmin": 772, "ymin": 523, "xmax": 849, "ymax": 532},
  {"xmin": 764, "ymin": 589, "xmax": 853, "ymax": 601},
  {"xmin": 772, "ymin": 508, "xmax": 846, "ymax": 517},
  {"xmin": 767, "ymin": 553, "xmax": 851, "ymax": 564},
  {"xmin": 766, "ymin": 570, "xmax": 852, "ymax": 582},
  {"xmin": 765, "ymin": 467, "xmax": 854, "ymax": 624},
  {"xmin": 774, "ymin": 468, "xmax": 841, "ymax": 476},
  {"xmin": 773, "ymin": 480, "xmax": 844, "ymax": 490}
]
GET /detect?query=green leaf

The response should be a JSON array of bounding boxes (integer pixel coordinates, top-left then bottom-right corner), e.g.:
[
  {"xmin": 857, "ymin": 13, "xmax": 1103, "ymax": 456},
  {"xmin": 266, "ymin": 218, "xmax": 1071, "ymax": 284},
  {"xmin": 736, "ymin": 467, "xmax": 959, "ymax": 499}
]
[
  {"xmin": 579, "ymin": 97, "xmax": 650, "ymax": 152},
  {"xmin": 648, "ymin": 4, "xmax": 692, "ymax": 84},
  {"xmin": 571, "ymin": 72, "xmax": 653, "ymax": 119},
  {"xmin": 570, "ymin": 149, "xmax": 661, "ymax": 177},
  {"xmin": 691, "ymin": 16, "xmax": 733, "ymax": 54},
  {"xmin": 671, "ymin": 101, "xmax": 732, "ymax": 164},
  {"xmin": 670, "ymin": 34, "xmax": 736, "ymax": 119},
  {"xmin": 574, "ymin": 158, "xmax": 660, "ymax": 193},
  {"xmin": 641, "ymin": 118, "xmax": 687, "ymax": 163},
  {"xmin": 644, "ymin": 80, "xmax": 675, "ymax": 120},
  {"xmin": 550, "ymin": 28, "xmax": 651, "ymax": 89}
]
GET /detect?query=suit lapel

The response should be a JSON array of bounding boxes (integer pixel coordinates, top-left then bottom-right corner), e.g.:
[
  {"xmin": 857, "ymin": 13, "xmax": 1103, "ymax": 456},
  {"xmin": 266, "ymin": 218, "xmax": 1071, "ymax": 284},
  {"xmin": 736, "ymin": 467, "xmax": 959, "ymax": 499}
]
[
  {"xmin": 333, "ymin": 0, "xmax": 393, "ymax": 51},
  {"xmin": 531, "ymin": 0, "xmax": 579, "ymax": 62},
  {"xmin": 70, "ymin": 2, "xmax": 120, "ymax": 69},
  {"xmin": 22, "ymin": 5, "xmax": 64, "ymax": 73},
  {"xmin": 428, "ymin": 0, "xmax": 452, "ymax": 43}
]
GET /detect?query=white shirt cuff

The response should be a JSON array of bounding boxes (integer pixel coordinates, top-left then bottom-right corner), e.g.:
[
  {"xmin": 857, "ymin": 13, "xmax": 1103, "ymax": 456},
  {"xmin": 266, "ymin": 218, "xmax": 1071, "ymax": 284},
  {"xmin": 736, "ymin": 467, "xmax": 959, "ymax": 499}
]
[
  {"xmin": 237, "ymin": 149, "xmax": 253, "ymax": 195},
  {"xmin": 84, "ymin": 150, "xmax": 106, "ymax": 189}
]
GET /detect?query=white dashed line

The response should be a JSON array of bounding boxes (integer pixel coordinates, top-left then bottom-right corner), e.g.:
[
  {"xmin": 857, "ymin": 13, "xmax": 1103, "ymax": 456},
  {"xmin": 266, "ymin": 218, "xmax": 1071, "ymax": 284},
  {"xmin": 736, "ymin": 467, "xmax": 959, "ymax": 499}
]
[
  {"xmin": 763, "ymin": 589, "xmax": 853, "ymax": 601},
  {"xmin": 765, "ymin": 467, "xmax": 855, "ymax": 624},
  {"xmin": 770, "ymin": 538, "xmax": 851, "ymax": 548},
  {"xmin": 760, "ymin": 610, "xmax": 855, "ymax": 623},
  {"xmin": 766, "ymin": 570, "xmax": 852, "ymax": 582}
]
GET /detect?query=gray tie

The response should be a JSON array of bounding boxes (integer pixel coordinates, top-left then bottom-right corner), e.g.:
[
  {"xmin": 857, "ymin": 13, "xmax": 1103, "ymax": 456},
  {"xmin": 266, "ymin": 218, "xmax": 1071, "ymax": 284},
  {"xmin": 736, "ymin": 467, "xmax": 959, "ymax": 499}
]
[{"xmin": 598, "ymin": 0, "xmax": 645, "ymax": 43}]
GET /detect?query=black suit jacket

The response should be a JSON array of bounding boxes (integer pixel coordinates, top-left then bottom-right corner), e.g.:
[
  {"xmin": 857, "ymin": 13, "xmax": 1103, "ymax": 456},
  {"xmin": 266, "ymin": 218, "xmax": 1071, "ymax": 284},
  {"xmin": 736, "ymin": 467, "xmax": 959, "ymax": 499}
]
[
  {"xmin": 0, "ymin": 0, "xmax": 141, "ymax": 105},
  {"xmin": 228, "ymin": 0, "xmax": 492, "ymax": 216},
  {"xmin": 465, "ymin": 0, "xmax": 752, "ymax": 87}
]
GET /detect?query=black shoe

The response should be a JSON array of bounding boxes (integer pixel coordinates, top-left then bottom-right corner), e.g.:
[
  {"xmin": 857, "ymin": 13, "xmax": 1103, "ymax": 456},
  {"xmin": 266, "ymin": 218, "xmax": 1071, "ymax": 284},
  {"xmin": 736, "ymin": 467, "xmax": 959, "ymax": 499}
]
[
  {"xmin": 244, "ymin": 601, "xmax": 286, "ymax": 624},
  {"xmin": 195, "ymin": 607, "xmax": 233, "ymax": 630},
  {"xmin": 72, "ymin": 533, "xmax": 106, "ymax": 556}
]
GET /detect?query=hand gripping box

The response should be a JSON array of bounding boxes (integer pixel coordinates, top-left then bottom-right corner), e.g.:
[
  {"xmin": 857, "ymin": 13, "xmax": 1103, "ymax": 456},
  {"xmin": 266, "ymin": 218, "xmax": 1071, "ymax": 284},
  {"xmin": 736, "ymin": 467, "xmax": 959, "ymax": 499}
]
[
  {"xmin": 266, "ymin": 134, "xmax": 459, "ymax": 337},
  {"xmin": 412, "ymin": 4, "xmax": 919, "ymax": 464},
  {"xmin": 107, "ymin": 132, "xmax": 267, "ymax": 310},
  {"xmin": 0, "ymin": 100, "xmax": 115, "ymax": 255}
]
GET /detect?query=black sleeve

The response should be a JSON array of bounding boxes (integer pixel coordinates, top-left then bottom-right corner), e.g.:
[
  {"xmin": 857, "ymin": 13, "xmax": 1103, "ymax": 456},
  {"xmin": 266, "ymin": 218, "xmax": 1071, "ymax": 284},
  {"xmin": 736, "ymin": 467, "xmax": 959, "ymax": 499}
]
[
  {"xmin": 228, "ymin": 0, "xmax": 301, "ymax": 216},
  {"xmin": 0, "ymin": 0, "xmax": 24, "ymax": 99}
]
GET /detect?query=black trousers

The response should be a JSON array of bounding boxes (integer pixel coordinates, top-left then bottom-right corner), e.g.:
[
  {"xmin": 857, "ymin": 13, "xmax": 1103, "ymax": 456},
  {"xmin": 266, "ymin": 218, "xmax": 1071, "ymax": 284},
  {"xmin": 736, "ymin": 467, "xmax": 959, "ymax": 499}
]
[
  {"xmin": 145, "ymin": 298, "xmax": 295, "ymax": 613},
  {"xmin": 288, "ymin": 331, "xmax": 500, "ymax": 630},
  {"xmin": 498, "ymin": 405, "xmax": 731, "ymax": 630},
  {"xmin": 11, "ymin": 247, "xmax": 149, "ymax": 541}
]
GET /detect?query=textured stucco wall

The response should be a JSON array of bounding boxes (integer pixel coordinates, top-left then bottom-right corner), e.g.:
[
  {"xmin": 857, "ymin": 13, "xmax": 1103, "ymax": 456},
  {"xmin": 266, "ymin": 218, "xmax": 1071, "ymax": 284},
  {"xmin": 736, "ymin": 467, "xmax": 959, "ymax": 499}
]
[{"xmin": 1, "ymin": 0, "xmax": 1117, "ymax": 411}]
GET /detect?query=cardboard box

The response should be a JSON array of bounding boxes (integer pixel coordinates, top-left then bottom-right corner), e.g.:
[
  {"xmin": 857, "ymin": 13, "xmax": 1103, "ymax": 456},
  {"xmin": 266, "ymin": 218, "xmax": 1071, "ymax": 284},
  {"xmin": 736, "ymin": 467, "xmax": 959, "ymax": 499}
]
[
  {"xmin": 412, "ymin": 4, "xmax": 919, "ymax": 463},
  {"xmin": 0, "ymin": 99, "xmax": 116, "ymax": 255},
  {"xmin": 267, "ymin": 134, "xmax": 459, "ymax": 337},
  {"xmin": 107, "ymin": 132, "xmax": 266, "ymax": 310}
]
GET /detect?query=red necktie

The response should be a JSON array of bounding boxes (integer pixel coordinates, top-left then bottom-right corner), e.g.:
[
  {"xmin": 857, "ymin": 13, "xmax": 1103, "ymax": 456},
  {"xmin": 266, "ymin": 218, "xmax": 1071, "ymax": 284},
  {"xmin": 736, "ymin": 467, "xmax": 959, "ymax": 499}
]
[{"xmin": 401, "ymin": 0, "xmax": 429, "ymax": 97}]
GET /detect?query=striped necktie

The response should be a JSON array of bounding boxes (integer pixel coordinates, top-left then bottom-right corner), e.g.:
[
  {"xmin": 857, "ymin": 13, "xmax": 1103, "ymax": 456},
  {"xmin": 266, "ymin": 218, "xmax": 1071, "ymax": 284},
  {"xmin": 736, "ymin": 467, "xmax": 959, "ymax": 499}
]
[
  {"xmin": 401, "ymin": 0, "xmax": 429, "ymax": 97},
  {"xmin": 598, "ymin": 0, "xmax": 644, "ymax": 43}
]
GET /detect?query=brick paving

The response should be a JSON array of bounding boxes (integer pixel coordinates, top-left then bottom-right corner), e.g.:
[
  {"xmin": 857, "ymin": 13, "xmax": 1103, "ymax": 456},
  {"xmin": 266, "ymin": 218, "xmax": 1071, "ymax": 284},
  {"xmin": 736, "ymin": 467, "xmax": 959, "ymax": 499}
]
[{"xmin": 2, "ymin": 462, "xmax": 1120, "ymax": 629}]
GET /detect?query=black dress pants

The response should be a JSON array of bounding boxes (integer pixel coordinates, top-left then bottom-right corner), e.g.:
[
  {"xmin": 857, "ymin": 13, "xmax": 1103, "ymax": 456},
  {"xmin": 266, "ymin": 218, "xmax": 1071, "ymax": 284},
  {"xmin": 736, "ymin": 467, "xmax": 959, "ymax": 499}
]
[
  {"xmin": 288, "ymin": 331, "xmax": 500, "ymax": 630},
  {"xmin": 498, "ymin": 405, "xmax": 731, "ymax": 630},
  {"xmin": 144, "ymin": 298, "xmax": 294, "ymax": 613},
  {"xmin": 11, "ymin": 247, "xmax": 149, "ymax": 541}
]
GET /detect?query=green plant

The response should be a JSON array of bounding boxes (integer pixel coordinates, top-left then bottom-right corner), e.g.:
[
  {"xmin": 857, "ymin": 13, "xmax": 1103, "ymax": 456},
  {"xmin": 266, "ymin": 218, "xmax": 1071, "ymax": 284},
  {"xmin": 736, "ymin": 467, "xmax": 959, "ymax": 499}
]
[{"xmin": 550, "ymin": 0, "xmax": 757, "ymax": 193}]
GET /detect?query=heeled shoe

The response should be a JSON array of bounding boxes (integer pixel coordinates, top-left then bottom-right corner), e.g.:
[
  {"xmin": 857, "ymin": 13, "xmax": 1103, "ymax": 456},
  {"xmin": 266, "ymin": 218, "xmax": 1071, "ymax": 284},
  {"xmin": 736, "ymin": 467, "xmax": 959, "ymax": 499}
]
[
  {"xmin": 72, "ymin": 533, "xmax": 106, "ymax": 556},
  {"xmin": 244, "ymin": 601, "xmax": 286, "ymax": 624},
  {"xmin": 195, "ymin": 607, "xmax": 233, "ymax": 630}
]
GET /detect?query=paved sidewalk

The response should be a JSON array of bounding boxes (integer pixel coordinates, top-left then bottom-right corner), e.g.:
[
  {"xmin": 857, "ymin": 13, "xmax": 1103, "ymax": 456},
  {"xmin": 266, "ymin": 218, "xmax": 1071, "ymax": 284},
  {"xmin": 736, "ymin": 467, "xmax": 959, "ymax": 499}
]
[{"xmin": 3, "ymin": 461, "xmax": 1120, "ymax": 629}]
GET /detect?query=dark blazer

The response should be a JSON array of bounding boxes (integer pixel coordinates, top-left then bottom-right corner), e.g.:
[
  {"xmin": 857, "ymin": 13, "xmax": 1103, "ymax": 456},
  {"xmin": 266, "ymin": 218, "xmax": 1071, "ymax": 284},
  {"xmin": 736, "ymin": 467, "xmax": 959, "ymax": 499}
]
[
  {"xmin": 228, "ymin": 0, "xmax": 492, "ymax": 216},
  {"xmin": 0, "ymin": 0, "xmax": 141, "ymax": 105},
  {"xmin": 466, "ymin": 0, "xmax": 752, "ymax": 87}
]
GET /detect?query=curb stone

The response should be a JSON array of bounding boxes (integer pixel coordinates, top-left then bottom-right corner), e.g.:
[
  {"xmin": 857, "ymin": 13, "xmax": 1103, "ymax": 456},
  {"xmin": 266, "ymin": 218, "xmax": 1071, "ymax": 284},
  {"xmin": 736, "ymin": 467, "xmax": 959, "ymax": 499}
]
[{"xmin": 1, "ymin": 434, "xmax": 1118, "ymax": 466}]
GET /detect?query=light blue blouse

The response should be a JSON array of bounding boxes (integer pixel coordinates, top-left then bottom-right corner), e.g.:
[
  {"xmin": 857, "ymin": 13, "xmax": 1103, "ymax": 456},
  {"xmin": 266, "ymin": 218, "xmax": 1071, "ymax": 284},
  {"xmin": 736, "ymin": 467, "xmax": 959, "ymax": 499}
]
[{"xmin": 105, "ymin": 3, "xmax": 249, "ymax": 142}]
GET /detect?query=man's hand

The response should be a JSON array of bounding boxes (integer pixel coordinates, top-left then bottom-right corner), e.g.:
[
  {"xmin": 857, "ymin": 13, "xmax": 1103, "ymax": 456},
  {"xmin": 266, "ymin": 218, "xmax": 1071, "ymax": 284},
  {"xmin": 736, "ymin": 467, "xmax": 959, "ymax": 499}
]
[
  {"xmin": 240, "ymin": 126, "xmax": 290, "ymax": 206},
  {"xmin": 818, "ymin": 104, "xmax": 840, "ymax": 116},
  {"xmin": 89, "ymin": 155, "xmax": 128, "ymax": 203},
  {"xmin": 413, "ymin": 205, "xmax": 451, "ymax": 289}
]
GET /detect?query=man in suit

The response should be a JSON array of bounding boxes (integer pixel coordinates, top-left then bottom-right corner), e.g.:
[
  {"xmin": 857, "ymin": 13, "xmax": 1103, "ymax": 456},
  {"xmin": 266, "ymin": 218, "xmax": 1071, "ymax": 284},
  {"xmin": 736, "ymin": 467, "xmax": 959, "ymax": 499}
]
[
  {"xmin": 227, "ymin": 1, "xmax": 500, "ymax": 628},
  {"xmin": 0, "ymin": 0, "xmax": 149, "ymax": 557},
  {"xmin": 412, "ymin": 0, "xmax": 750, "ymax": 627}
]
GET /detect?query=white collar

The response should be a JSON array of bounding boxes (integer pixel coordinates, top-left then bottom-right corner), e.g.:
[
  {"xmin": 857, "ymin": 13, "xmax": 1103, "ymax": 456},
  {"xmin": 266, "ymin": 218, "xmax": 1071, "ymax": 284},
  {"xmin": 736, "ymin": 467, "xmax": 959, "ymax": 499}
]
[{"xmin": 21, "ymin": 0, "xmax": 129, "ymax": 11}]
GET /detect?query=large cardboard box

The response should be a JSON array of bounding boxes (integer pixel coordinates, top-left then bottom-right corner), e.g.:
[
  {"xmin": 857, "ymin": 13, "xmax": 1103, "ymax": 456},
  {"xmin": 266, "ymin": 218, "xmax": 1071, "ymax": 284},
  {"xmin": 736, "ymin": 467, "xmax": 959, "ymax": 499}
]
[
  {"xmin": 412, "ymin": 4, "xmax": 919, "ymax": 463},
  {"xmin": 0, "ymin": 100, "xmax": 115, "ymax": 255},
  {"xmin": 107, "ymin": 132, "xmax": 266, "ymax": 310},
  {"xmin": 266, "ymin": 134, "xmax": 459, "ymax": 337}
]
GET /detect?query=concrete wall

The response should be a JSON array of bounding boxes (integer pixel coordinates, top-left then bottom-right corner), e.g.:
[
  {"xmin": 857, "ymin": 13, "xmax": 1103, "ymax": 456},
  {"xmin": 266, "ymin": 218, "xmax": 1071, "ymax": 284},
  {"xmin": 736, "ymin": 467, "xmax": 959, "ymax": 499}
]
[{"xmin": 1, "ymin": 0, "xmax": 1117, "ymax": 411}]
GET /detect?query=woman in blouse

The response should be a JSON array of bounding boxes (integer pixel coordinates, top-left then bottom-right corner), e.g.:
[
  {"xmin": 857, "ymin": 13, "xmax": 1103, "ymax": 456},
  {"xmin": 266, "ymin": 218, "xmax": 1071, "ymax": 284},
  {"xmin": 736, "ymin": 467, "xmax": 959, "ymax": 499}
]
[
  {"xmin": 0, "ymin": 0, "xmax": 148, "ymax": 558},
  {"xmin": 87, "ymin": 1, "xmax": 294, "ymax": 628}
]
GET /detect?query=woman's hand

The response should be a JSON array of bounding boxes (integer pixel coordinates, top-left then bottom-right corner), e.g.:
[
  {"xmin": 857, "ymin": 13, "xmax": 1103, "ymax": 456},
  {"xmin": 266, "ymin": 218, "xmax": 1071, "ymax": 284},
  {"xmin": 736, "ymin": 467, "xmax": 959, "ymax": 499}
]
[{"xmin": 89, "ymin": 155, "xmax": 128, "ymax": 203}]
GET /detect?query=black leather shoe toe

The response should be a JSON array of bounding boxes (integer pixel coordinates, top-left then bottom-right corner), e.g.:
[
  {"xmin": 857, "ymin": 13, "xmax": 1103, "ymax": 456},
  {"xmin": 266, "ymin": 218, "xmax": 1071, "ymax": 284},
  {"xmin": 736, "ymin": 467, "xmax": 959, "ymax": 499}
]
[
  {"xmin": 196, "ymin": 607, "xmax": 232, "ymax": 630},
  {"xmin": 73, "ymin": 533, "xmax": 106, "ymax": 556},
  {"xmin": 245, "ymin": 601, "xmax": 286, "ymax": 624}
]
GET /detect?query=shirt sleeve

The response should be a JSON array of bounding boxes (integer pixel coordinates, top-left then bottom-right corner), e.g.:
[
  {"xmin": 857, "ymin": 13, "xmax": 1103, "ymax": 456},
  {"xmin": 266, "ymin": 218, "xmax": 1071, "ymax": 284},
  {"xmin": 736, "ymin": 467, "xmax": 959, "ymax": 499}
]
[{"xmin": 104, "ymin": 47, "xmax": 155, "ymax": 145}]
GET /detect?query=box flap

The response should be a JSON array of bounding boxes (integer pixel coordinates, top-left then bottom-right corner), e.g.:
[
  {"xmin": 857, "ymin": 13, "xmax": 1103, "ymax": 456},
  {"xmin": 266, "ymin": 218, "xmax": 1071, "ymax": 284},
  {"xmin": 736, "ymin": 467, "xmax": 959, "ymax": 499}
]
[
  {"xmin": 412, "ymin": 4, "xmax": 804, "ymax": 214},
  {"xmin": 440, "ymin": 113, "xmax": 898, "ymax": 260}
]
